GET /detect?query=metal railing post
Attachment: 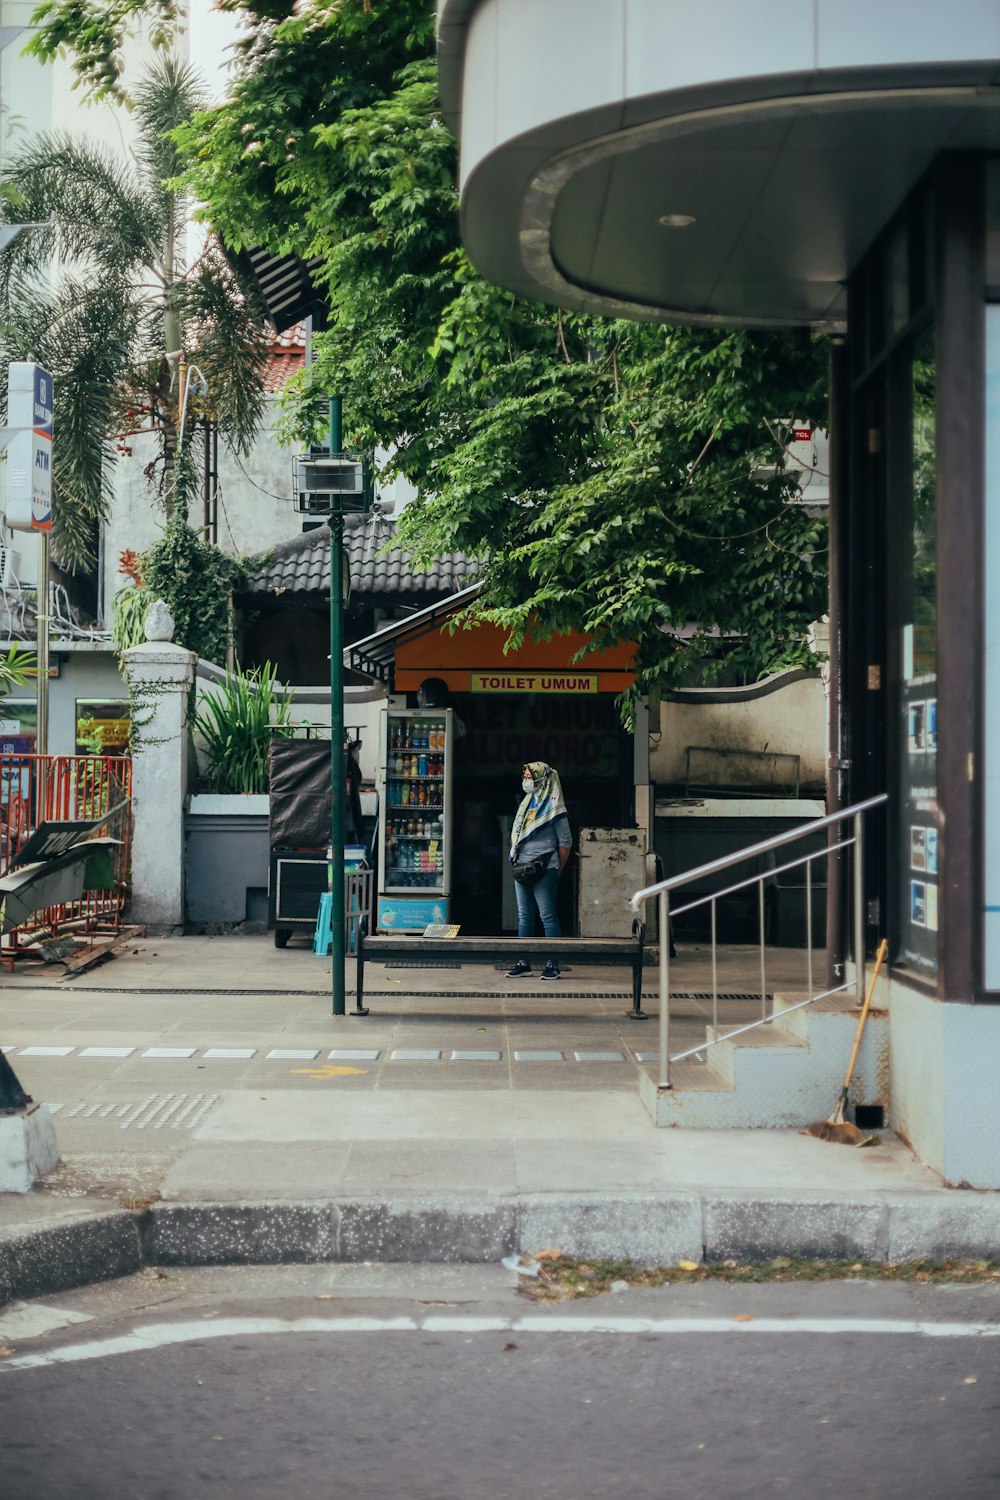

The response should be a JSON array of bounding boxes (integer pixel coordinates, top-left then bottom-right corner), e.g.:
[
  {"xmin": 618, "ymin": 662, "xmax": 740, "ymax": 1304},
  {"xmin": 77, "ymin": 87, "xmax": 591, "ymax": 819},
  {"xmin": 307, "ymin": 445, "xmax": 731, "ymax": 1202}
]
[
  {"xmin": 758, "ymin": 879, "xmax": 767, "ymax": 1020},
  {"xmin": 806, "ymin": 859, "xmax": 814, "ymax": 999},
  {"xmin": 711, "ymin": 898, "xmax": 718, "ymax": 1038},
  {"xmin": 853, "ymin": 809, "xmax": 865, "ymax": 1007},
  {"xmin": 659, "ymin": 890, "xmax": 671, "ymax": 1089}
]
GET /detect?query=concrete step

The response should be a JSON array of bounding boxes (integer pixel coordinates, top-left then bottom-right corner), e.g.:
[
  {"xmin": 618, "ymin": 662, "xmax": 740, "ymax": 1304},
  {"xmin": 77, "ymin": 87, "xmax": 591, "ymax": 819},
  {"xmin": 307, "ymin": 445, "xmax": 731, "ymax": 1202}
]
[
  {"xmin": 703, "ymin": 1023, "xmax": 805, "ymax": 1085},
  {"xmin": 639, "ymin": 994, "xmax": 888, "ymax": 1129}
]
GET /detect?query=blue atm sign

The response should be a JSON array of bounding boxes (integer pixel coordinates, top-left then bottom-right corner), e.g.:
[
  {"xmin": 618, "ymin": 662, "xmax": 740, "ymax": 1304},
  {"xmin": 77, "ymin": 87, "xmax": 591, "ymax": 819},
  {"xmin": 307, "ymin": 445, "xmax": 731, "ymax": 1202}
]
[
  {"xmin": 30, "ymin": 365, "xmax": 53, "ymax": 530},
  {"xmin": 5, "ymin": 361, "xmax": 53, "ymax": 532}
]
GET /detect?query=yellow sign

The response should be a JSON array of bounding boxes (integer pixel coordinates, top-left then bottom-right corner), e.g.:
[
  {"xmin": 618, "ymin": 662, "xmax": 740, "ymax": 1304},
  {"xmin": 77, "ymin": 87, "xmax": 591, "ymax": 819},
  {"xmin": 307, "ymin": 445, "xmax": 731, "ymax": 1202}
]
[{"xmin": 470, "ymin": 672, "xmax": 597, "ymax": 694}]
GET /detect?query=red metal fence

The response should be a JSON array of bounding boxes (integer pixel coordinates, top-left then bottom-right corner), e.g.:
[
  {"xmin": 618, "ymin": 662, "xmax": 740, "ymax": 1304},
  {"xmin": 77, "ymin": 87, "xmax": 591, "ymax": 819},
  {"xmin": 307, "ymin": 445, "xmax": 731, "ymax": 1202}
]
[{"xmin": 0, "ymin": 753, "xmax": 133, "ymax": 951}]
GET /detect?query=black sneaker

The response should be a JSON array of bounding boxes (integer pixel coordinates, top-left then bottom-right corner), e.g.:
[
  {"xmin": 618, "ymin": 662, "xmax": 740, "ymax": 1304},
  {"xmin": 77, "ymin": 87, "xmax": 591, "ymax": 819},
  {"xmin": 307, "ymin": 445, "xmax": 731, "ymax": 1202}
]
[
  {"xmin": 540, "ymin": 961, "xmax": 561, "ymax": 981},
  {"xmin": 506, "ymin": 959, "xmax": 532, "ymax": 977}
]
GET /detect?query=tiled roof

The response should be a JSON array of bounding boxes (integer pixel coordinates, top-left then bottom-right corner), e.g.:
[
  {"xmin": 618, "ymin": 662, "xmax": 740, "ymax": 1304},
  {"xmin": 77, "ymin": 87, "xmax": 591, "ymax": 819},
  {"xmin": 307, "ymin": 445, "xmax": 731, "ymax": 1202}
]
[
  {"xmin": 263, "ymin": 321, "xmax": 306, "ymax": 394},
  {"xmin": 241, "ymin": 513, "xmax": 479, "ymax": 599}
]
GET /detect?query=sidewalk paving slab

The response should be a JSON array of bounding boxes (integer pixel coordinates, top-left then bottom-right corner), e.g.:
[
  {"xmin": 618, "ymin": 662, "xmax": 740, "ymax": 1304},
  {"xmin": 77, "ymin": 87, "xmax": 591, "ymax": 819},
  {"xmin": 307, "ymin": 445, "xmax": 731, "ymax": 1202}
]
[{"xmin": 1, "ymin": 934, "xmax": 997, "ymax": 1304}]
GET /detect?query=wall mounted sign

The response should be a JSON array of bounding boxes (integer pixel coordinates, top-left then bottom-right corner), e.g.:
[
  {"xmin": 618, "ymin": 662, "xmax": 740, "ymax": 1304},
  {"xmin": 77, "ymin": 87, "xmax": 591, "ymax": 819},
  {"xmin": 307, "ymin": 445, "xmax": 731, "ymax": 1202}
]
[{"xmin": 469, "ymin": 672, "xmax": 597, "ymax": 694}]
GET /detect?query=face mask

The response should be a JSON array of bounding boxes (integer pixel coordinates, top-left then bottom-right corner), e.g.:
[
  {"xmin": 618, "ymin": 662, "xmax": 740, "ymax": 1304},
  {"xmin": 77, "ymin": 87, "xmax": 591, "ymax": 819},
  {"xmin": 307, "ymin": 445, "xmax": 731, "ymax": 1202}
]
[{"xmin": 522, "ymin": 778, "xmax": 534, "ymax": 794}]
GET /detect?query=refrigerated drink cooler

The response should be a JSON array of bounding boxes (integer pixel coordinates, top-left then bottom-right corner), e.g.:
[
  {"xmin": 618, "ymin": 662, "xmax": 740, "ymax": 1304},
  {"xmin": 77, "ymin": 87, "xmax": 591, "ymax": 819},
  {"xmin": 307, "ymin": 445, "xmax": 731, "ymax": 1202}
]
[{"xmin": 375, "ymin": 708, "xmax": 454, "ymax": 931}]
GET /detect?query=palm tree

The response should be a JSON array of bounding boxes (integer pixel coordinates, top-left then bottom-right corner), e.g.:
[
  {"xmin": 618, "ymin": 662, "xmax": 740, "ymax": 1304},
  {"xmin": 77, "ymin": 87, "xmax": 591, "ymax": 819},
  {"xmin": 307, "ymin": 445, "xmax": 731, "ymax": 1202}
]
[{"xmin": 0, "ymin": 56, "xmax": 270, "ymax": 572}]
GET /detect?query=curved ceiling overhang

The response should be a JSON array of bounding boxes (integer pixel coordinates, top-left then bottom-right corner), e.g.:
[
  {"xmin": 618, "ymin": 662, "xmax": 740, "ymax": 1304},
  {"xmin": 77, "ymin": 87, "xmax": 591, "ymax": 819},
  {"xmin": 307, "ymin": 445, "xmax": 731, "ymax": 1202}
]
[
  {"xmin": 438, "ymin": 0, "xmax": 1000, "ymax": 327},
  {"xmin": 514, "ymin": 85, "xmax": 1000, "ymax": 330}
]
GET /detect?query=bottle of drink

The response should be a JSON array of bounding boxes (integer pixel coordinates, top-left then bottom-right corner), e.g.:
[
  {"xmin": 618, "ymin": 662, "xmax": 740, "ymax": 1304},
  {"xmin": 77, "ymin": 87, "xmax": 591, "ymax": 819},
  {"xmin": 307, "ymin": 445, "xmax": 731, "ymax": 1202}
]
[{"xmin": 418, "ymin": 754, "xmax": 427, "ymax": 777}]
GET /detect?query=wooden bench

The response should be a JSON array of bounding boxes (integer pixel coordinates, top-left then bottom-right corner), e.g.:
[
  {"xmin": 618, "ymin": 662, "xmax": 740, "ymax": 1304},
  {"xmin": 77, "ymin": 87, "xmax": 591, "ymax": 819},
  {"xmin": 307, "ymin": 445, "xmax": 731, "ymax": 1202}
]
[{"xmin": 354, "ymin": 925, "xmax": 653, "ymax": 1018}]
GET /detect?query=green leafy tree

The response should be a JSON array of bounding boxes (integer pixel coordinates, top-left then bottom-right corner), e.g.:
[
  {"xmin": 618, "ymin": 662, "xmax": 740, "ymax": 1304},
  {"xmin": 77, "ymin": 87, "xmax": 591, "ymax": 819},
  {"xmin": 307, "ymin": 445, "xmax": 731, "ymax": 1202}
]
[
  {"xmin": 25, "ymin": 0, "xmax": 828, "ymax": 708},
  {"xmin": 0, "ymin": 54, "xmax": 270, "ymax": 571}
]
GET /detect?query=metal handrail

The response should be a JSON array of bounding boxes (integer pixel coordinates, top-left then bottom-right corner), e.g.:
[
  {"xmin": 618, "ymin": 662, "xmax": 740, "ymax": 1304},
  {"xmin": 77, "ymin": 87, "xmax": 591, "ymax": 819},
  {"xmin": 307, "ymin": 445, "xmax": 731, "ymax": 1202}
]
[
  {"xmin": 668, "ymin": 981, "xmax": 852, "ymax": 1063},
  {"xmin": 670, "ymin": 839, "xmax": 854, "ymax": 920},
  {"xmin": 630, "ymin": 793, "xmax": 888, "ymax": 1090}
]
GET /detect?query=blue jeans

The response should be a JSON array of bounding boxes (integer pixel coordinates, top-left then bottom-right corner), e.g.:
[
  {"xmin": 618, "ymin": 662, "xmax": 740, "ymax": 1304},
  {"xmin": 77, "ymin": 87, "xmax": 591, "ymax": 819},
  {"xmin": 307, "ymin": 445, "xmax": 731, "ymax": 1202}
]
[{"xmin": 514, "ymin": 865, "xmax": 561, "ymax": 947}]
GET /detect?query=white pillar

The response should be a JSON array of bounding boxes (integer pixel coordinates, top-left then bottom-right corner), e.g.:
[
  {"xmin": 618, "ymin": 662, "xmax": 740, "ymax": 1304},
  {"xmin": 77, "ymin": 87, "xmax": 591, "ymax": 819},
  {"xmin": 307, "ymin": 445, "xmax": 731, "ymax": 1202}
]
[{"xmin": 123, "ymin": 635, "xmax": 196, "ymax": 932}]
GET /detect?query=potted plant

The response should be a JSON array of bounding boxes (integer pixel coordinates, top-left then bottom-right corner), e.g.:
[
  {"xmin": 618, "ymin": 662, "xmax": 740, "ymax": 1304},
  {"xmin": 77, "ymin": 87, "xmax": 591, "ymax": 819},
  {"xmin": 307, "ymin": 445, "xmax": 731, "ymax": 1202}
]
[{"xmin": 185, "ymin": 662, "xmax": 301, "ymax": 929}]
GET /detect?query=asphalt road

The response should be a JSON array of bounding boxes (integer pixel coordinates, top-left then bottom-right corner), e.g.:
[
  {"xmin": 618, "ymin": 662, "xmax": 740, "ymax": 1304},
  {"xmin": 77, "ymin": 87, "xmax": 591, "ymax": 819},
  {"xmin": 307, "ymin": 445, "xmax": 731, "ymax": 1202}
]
[{"xmin": 1, "ymin": 1267, "xmax": 998, "ymax": 1499}]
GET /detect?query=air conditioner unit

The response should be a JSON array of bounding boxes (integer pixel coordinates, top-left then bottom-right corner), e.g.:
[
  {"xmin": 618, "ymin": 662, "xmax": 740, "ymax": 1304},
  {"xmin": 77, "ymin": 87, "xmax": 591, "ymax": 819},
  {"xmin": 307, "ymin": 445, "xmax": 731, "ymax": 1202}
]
[
  {"xmin": 0, "ymin": 541, "xmax": 21, "ymax": 586},
  {"xmin": 293, "ymin": 453, "xmax": 371, "ymax": 515}
]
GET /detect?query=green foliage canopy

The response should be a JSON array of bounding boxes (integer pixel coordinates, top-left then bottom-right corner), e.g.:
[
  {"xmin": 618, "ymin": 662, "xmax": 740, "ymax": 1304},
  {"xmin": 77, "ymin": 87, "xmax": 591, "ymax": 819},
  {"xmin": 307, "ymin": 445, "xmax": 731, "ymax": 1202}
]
[{"xmin": 28, "ymin": 0, "xmax": 829, "ymax": 706}]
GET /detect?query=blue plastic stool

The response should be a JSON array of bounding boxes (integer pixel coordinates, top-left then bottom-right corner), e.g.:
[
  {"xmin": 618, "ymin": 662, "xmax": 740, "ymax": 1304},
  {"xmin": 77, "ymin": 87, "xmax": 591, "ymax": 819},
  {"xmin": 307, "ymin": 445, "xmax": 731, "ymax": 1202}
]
[{"xmin": 312, "ymin": 892, "xmax": 333, "ymax": 956}]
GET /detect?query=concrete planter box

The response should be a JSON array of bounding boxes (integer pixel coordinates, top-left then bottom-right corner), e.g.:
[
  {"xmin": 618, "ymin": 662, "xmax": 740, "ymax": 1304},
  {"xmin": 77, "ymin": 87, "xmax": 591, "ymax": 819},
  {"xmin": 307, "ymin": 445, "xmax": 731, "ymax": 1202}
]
[{"xmin": 184, "ymin": 794, "xmax": 270, "ymax": 928}]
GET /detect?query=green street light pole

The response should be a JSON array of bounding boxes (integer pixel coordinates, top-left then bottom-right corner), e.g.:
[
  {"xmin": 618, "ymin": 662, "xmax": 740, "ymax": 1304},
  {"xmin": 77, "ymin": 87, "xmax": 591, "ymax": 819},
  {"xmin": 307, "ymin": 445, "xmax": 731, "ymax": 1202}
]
[{"xmin": 329, "ymin": 395, "xmax": 346, "ymax": 1015}]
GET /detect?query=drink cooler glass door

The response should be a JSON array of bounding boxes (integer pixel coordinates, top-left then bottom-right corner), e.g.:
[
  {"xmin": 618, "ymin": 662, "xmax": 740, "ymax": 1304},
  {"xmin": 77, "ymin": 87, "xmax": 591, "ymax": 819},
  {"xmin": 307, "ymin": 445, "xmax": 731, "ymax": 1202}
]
[{"xmin": 376, "ymin": 708, "xmax": 453, "ymax": 927}]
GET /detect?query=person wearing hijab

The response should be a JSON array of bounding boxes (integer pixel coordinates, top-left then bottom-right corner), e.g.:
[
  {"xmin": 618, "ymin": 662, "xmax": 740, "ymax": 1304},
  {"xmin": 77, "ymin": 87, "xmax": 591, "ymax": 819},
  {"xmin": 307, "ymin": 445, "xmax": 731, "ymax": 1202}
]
[{"xmin": 507, "ymin": 760, "xmax": 572, "ymax": 980}]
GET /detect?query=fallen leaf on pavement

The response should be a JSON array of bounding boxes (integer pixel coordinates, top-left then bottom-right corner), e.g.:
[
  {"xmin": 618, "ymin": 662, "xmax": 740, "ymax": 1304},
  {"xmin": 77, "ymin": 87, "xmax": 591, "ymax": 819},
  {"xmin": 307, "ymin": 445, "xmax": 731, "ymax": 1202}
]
[
  {"xmin": 678, "ymin": 1260, "xmax": 699, "ymax": 1272},
  {"xmin": 502, "ymin": 1342, "xmax": 518, "ymax": 1351},
  {"xmin": 963, "ymin": 1376, "xmax": 978, "ymax": 1385},
  {"xmin": 732, "ymin": 1314, "xmax": 754, "ymax": 1323},
  {"xmin": 0, "ymin": 1345, "xmax": 14, "ymax": 1357},
  {"xmin": 771, "ymin": 1256, "xmax": 792, "ymax": 1270},
  {"xmin": 533, "ymin": 1248, "xmax": 564, "ymax": 1261}
]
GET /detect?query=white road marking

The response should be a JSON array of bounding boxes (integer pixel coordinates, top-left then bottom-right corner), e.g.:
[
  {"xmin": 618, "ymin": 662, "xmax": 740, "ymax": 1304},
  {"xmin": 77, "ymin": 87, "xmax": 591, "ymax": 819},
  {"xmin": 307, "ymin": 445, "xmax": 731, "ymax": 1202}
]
[
  {"xmin": 0, "ymin": 1302, "xmax": 93, "ymax": 1341},
  {"xmin": 3, "ymin": 1313, "xmax": 999, "ymax": 1372}
]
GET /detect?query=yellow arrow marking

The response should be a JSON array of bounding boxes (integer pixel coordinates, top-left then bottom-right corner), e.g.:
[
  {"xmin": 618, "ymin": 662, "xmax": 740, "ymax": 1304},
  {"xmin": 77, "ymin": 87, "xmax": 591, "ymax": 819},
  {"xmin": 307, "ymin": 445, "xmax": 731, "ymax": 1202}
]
[{"xmin": 290, "ymin": 1065, "xmax": 368, "ymax": 1079}]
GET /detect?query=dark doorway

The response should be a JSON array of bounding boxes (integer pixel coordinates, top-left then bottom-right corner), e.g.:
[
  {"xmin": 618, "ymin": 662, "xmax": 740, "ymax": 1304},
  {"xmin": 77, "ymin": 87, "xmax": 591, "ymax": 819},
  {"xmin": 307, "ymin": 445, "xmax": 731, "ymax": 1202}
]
[{"xmin": 448, "ymin": 692, "xmax": 631, "ymax": 934}]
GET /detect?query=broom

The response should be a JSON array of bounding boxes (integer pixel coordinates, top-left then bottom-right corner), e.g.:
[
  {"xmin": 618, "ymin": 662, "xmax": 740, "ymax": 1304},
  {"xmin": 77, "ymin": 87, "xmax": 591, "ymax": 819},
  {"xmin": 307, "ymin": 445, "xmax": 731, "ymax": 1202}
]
[{"xmin": 801, "ymin": 937, "xmax": 888, "ymax": 1146}]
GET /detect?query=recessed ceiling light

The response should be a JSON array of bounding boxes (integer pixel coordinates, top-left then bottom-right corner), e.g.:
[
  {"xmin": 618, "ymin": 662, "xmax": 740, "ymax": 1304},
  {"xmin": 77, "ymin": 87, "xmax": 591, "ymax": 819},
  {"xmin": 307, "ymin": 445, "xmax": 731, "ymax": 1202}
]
[{"xmin": 658, "ymin": 213, "xmax": 696, "ymax": 229}]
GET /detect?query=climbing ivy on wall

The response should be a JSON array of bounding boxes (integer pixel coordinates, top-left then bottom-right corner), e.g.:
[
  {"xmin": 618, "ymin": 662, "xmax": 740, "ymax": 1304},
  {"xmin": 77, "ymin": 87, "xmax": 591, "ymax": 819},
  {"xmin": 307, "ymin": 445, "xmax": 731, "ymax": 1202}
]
[{"xmin": 139, "ymin": 448, "xmax": 245, "ymax": 668}]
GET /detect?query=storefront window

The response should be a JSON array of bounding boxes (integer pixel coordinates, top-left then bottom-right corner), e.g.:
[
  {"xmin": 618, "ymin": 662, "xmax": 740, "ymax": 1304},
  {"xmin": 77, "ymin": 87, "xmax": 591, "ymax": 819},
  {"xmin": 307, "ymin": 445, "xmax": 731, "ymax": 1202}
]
[
  {"xmin": 0, "ymin": 699, "xmax": 37, "ymax": 752},
  {"xmin": 897, "ymin": 337, "xmax": 938, "ymax": 977}
]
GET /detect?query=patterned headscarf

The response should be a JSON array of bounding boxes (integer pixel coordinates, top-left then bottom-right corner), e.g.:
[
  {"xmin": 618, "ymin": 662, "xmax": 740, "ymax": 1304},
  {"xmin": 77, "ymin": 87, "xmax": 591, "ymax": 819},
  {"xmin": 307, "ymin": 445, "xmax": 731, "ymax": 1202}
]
[{"xmin": 510, "ymin": 761, "xmax": 567, "ymax": 857}]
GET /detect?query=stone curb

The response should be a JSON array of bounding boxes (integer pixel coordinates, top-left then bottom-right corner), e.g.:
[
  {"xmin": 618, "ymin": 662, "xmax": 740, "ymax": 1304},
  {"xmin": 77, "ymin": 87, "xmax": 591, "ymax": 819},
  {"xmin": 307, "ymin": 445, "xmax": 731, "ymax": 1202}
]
[
  {"xmin": 0, "ymin": 1211, "xmax": 142, "ymax": 1306},
  {"xmin": 3, "ymin": 1192, "xmax": 1000, "ymax": 1306}
]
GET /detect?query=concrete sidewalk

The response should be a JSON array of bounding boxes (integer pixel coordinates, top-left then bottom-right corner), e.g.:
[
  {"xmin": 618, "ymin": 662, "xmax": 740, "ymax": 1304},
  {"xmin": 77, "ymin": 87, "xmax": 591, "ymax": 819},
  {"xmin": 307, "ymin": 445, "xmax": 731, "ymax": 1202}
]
[{"xmin": 1, "ymin": 934, "xmax": 997, "ymax": 1303}]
